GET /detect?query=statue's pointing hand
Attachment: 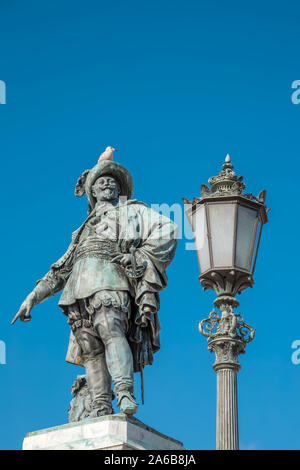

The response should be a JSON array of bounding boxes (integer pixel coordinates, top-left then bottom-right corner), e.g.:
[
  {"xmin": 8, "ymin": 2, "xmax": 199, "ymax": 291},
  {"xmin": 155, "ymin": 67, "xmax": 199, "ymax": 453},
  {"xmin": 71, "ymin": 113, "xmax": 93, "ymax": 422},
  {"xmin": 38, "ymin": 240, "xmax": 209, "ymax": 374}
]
[{"xmin": 11, "ymin": 293, "xmax": 36, "ymax": 325}]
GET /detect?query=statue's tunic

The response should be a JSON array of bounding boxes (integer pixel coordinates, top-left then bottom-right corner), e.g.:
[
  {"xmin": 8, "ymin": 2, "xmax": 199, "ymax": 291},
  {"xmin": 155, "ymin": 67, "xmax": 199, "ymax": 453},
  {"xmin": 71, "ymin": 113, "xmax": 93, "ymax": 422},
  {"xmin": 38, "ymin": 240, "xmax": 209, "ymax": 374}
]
[
  {"xmin": 58, "ymin": 201, "xmax": 133, "ymax": 306},
  {"xmin": 39, "ymin": 199, "xmax": 177, "ymax": 371}
]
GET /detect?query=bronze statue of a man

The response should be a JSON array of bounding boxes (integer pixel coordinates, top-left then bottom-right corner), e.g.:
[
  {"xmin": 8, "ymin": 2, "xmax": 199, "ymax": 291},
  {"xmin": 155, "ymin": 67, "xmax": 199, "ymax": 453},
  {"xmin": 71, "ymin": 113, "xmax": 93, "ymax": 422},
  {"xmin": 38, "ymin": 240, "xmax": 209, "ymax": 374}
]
[{"xmin": 12, "ymin": 158, "xmax": 177, "ymax": 418}]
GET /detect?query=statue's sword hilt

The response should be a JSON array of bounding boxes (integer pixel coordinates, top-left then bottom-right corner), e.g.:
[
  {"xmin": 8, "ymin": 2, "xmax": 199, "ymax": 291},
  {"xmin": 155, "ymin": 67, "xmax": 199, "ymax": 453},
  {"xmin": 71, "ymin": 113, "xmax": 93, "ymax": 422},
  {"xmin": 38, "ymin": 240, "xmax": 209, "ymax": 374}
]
[{"xmin": 125, "ymin": 245, "xmax": 147, "ymax": 280}]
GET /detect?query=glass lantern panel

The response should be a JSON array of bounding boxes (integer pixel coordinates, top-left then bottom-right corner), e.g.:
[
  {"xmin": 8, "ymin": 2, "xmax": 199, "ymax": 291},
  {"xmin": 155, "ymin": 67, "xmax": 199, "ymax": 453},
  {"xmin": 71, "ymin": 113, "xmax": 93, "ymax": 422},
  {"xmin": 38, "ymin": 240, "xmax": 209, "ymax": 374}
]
[
  {"xmin": 235, "ymin": 205, "xmax": 258, "ymax": 271},
  {"xmin": 193, "ymin": 204, "xmax": 211, "ymax": 273},
  {"xmin": 208, "ymin": 202, "xmax": 235, "ymax": 268},
  {"xmin": 250, "ymin": 219, "xmax": 262, "ymax": 273}
]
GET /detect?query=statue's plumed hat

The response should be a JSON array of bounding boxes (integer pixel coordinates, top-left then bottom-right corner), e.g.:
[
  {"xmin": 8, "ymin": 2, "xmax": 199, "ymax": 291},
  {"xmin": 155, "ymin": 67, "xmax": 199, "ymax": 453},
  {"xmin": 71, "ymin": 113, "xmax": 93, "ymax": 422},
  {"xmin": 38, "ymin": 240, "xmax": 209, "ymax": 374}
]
[{"xmin": 75, "ymin": 160, "xmax": 133, "ymax": 209}]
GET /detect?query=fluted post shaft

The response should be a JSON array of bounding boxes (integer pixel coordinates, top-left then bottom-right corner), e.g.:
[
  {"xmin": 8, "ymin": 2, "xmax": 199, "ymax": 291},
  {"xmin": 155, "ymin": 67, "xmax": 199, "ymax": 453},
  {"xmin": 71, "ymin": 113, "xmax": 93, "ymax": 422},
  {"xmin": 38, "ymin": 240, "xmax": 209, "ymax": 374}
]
[
  {"xmin": 208, "ymin": 336, "xmax": 243, "ymax": 450},
  {"xmin": 216, "ymin": 367, "xmax": 239, "ymax": 450}
]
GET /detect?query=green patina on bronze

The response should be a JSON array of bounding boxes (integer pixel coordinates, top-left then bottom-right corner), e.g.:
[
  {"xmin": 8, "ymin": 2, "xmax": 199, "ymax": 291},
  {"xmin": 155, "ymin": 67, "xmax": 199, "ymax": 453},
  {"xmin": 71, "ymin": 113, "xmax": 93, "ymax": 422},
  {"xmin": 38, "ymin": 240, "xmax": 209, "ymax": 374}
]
[{"xmin": 13, "ymin": 158, "xmax": 177, "ymax": 420}]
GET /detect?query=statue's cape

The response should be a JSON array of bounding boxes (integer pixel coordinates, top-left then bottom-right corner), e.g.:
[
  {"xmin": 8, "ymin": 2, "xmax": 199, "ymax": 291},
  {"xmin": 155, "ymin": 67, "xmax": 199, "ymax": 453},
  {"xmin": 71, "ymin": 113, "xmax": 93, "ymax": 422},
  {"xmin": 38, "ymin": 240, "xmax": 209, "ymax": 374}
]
[{"xmin": 54, "ymin": 199, "xmax": 178, "ymax": 372}]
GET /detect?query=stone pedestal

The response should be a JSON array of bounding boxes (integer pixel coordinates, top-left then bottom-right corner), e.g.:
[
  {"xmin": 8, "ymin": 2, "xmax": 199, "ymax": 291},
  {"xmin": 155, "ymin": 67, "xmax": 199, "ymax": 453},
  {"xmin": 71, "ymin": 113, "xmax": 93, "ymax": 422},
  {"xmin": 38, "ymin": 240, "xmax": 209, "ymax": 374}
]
[{"xmin": 22, "ymin": 414, "xmax": 185, "ymax": 450}]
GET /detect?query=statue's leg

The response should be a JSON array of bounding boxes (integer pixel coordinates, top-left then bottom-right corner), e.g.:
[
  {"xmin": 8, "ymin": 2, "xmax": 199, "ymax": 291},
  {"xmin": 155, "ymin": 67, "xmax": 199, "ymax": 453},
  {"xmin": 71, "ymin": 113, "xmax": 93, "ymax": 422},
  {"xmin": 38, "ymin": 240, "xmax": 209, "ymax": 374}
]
[
  {"xmin": 73, "ymin": 328, "xmax": 113, "ymax": 417},
  {"xmin": 94, "ymin": 306, "xmax": 138, "ymax": 415}
]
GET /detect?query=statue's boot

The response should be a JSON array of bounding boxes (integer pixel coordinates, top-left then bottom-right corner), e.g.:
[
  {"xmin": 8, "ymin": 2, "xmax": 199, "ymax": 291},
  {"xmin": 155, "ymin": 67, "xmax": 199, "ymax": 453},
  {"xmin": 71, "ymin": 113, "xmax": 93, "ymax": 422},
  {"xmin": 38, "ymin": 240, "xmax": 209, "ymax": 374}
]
[
  {"xmin": 85, "ymin": 353, "xmax": 113, "ymax": 417},
  {"xmin": 103, "ymin": 337, "xmax": 138, "ymax": 415},
  {"xmin": 117, "ymin": 390, "xmax": 138, "ymax": 415}
]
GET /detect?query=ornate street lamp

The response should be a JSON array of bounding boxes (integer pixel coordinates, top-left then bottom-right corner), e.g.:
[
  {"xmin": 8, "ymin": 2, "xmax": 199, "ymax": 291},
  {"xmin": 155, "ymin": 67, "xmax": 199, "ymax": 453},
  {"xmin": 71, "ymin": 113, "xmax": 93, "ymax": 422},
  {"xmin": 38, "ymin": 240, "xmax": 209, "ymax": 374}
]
[{"xmin": 184, "ymin": 155, "xmax": 268, "ymax": 450}]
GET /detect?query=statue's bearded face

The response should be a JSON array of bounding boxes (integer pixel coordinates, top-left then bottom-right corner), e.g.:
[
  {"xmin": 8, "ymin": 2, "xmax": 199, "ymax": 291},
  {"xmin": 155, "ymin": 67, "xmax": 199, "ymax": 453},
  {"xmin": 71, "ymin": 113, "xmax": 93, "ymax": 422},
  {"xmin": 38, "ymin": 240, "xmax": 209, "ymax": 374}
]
[{"xmin": 92, "ymin": 176, "xmax": 120, "ymax": 202}]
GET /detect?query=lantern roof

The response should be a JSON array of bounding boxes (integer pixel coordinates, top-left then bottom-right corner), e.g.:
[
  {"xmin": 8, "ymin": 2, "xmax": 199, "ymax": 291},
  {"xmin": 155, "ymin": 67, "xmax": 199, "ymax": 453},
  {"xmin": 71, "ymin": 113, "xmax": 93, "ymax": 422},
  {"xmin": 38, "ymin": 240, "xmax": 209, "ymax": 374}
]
[
  {"xmin": 184, "ymin": 154, "xmax": 267, "ymax": 205},
  {"xmin": 183, "ymin": 154, "xmax": 269, "ymax": 224}
]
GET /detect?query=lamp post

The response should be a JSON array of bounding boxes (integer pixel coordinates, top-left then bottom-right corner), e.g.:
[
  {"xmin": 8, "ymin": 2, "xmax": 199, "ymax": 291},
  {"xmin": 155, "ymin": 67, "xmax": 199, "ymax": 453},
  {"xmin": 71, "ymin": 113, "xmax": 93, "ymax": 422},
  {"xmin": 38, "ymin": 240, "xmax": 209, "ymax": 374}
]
[{"xmin": 184, "ymin": 155, "xmax": 268, "ymax": 450}]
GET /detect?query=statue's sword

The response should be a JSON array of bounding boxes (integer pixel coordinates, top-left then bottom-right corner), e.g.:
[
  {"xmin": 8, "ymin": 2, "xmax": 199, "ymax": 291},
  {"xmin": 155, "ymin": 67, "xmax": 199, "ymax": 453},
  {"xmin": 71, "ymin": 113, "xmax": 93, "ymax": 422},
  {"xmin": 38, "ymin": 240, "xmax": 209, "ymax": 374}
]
[
  {"xmin": 125, "ymin": 245, "xmax": 147, "ymax": 280},
  {"xmin": 124, "ymin": 245, "xmax": 147, "ymax": 404},
  {"xmin": 140, "ymin": 364, "xmax": 145, "ymax": 405}
]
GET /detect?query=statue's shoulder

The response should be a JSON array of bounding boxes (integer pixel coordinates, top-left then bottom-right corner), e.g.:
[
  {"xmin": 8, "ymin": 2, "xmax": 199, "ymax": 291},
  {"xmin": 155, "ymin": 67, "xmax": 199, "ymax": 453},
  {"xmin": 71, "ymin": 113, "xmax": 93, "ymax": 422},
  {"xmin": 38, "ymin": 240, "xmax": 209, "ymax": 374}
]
[
  {"xmin": 71, "ymin": 211, "xmax": 96, "ymax": 242},
  {"xmin": 71, "ymin": 226, "xmax": 83, "ymax": 242},
  {"xmin": 51, "ymin": 218, "xmax": 90, "ymax": 270}
]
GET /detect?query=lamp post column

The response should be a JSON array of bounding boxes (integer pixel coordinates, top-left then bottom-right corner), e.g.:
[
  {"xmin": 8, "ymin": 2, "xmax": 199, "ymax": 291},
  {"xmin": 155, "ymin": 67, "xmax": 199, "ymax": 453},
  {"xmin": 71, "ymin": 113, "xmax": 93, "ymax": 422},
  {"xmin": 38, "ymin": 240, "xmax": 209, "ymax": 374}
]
[
  {"xmin": 199, "ymin": 296, "xmax": 254, "ymax": 450},
  {"xmin": 184, "ymin": 154, "xmax": 268, "ymax": 450}
]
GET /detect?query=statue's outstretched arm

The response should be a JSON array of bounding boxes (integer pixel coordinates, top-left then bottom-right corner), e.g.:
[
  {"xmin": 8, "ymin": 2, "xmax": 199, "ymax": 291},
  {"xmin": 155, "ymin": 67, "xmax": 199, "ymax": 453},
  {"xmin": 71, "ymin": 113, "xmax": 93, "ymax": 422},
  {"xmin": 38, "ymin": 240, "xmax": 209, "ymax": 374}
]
[
  {"xmin": 12, "ymin": 215, "xmax": 86, "ymax": 325},
  {"xmin": 11, "ymin": 267, "xmax": 68, "ymax": 325}
]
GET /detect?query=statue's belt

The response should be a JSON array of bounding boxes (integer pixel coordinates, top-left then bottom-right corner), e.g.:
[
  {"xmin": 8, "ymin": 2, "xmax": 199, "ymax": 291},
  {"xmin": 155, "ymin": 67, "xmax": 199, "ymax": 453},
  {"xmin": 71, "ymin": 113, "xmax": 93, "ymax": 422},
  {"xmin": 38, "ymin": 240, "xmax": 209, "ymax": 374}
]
[
  {"xmin": 73, "ymin": 239, "xmax": 147, "ymax": 280},
  {"xmin": 74, "ymin": 240, "xmax": 119, "ymax": 262}
]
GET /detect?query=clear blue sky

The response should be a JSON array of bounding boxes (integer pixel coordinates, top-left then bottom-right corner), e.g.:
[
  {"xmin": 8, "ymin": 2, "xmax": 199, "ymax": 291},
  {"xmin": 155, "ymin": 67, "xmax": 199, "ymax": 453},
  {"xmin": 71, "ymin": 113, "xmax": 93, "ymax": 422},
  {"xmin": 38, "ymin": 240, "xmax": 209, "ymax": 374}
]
[{"xmin": 1, "ymin": 0, "xmax": 300, "ymax": 450}]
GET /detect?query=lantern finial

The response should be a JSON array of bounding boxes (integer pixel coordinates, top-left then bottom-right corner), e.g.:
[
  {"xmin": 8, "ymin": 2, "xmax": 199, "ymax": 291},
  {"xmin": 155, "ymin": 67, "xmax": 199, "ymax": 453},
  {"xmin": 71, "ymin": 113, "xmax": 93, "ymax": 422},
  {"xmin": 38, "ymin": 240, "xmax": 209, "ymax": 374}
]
[{"xmin": 207, "ymin": 155, "xmax": 245, "ymax": 197}]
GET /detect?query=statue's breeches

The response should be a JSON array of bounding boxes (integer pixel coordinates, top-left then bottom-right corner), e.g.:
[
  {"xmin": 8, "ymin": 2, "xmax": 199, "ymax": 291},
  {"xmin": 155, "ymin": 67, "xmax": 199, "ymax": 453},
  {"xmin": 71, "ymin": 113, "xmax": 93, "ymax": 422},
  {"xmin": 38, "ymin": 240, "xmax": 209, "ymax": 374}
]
[{"xmin": 67, "ymin": 300, "xmax": 134, "ymax": 410}]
